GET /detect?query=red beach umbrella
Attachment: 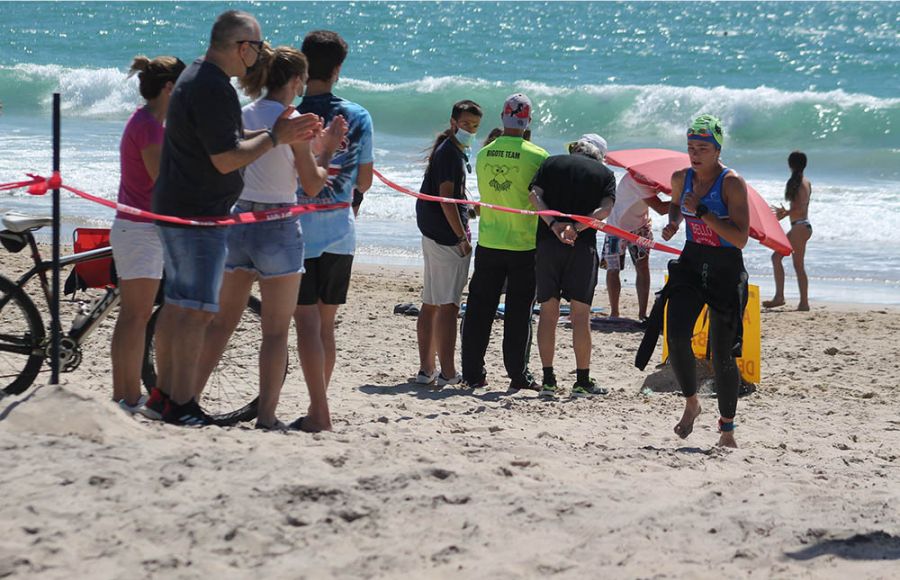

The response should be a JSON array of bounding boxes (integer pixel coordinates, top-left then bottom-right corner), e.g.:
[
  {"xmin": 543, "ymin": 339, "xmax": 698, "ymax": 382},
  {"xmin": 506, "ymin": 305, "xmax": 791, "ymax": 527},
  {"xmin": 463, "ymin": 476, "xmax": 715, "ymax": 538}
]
[{"xmin": 606, "ymin": 149, "xmax": 792, "ymax": 256}]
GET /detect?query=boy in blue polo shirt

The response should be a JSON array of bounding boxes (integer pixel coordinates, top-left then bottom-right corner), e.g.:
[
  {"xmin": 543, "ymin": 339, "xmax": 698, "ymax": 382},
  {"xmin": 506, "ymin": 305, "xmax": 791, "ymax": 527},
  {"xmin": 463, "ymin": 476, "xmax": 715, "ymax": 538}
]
[{"xmin": 291, "ymin": 30, "xmax": 374, "ymax": 432}]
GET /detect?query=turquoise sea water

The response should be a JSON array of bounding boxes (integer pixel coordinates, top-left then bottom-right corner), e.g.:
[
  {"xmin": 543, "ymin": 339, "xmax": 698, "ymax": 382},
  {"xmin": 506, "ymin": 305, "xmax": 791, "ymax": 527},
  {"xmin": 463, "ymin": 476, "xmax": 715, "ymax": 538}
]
[{"xmin": 1, "ymin": 2, "xmax": 898, "ymax": 303}]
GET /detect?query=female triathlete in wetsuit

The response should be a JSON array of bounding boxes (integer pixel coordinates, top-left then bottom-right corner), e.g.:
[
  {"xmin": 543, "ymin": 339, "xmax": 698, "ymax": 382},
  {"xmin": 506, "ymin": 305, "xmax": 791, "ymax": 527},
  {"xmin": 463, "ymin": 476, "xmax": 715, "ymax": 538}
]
[{"xmin": 660, "ymin": 115, "xmax": 750, "ymax": 448}]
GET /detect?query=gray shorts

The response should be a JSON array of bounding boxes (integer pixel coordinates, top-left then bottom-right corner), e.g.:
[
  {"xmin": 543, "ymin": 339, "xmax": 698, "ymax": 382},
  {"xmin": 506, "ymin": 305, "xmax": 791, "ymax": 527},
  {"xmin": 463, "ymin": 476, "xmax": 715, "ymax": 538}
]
[{"xmin": 421, "ymin": 235, "xmax": 471, "ymax": 306}]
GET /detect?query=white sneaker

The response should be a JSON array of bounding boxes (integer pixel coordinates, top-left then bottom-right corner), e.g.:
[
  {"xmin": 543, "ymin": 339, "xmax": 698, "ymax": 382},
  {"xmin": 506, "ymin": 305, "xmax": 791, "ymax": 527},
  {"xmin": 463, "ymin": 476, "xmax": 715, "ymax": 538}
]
[
  {"xmin": 436, "ymin": 372, "xmax": 463, "ymax": 387},
  {"xmin": 415, "ymin": 369, "xmax": 439, "ymax": 385},
  {"xmin": 118, "ymin": 394, "xmax": 149, "ymax": 415}
]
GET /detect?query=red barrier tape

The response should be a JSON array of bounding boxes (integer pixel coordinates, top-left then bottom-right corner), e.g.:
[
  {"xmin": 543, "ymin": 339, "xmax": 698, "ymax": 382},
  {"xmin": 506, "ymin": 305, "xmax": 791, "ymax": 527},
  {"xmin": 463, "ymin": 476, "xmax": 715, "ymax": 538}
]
[
  {"xmin": 0, "ymin": 173, "xmax": 348, "ymax": 226},
  {"xmin": 3, "ymin": 171, "xmax": 681, "ymax": 254},
  {"xmin": 0, "ymin": 177, "xmax": 45, "ymax": 192},
  {"xmin": 373, "ymin": 169, "xmax": 682, "ymax": 256}
]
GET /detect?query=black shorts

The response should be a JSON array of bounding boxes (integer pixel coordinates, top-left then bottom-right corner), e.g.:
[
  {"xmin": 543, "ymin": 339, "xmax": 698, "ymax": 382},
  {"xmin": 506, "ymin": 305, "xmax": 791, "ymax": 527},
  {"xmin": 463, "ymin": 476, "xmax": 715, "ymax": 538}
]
[
  {"xmin": 297, "ymin": 252, "xmax": 354, "ymax": 305},
  {"xmin": 535, "ymin": 240, "xmax": 598, "ymax": 305}
]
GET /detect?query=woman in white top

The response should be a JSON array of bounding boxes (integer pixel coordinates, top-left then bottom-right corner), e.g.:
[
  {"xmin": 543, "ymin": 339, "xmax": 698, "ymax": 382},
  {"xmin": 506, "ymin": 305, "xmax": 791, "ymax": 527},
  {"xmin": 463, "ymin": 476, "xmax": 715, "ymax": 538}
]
[{"xmin": 196, "ymin": 45, "xmax": 346, "ymax": 429}]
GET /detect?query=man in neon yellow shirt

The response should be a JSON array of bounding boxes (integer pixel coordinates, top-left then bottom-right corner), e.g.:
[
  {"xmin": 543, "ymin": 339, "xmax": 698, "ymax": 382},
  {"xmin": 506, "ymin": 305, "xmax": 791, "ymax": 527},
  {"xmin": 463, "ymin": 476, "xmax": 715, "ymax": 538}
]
[{"xmin": 461, "ymin": 93, "xmax": 549, "ymax": 390}]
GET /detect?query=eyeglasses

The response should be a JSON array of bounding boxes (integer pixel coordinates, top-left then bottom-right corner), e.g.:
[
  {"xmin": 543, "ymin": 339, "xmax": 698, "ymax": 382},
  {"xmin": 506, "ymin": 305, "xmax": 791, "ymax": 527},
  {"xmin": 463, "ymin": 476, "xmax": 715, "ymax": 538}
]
[{"xmin": 237, "ymin": 40, "xmax": 264, "ymax": 53}]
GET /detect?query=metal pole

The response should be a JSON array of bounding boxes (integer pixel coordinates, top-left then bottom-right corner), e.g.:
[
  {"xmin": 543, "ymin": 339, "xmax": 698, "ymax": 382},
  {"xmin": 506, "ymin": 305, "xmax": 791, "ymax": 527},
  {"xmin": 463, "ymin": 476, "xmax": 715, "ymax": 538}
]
[{"xmin": 50, "ymin": 93, "xmax": 61, "ymax": 385}]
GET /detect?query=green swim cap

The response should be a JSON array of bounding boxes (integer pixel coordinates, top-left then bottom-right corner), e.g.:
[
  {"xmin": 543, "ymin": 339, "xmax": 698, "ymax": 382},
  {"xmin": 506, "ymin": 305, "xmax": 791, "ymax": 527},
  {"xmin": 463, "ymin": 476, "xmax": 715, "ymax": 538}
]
[{"xmin": 687, "ymin": 114, "xmax": 724, "ymax": 149}]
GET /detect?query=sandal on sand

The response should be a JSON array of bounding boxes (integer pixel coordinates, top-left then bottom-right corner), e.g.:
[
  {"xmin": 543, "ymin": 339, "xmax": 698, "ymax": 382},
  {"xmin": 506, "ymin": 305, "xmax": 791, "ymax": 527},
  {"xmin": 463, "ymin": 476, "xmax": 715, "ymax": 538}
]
[
  {"xmin": 255, "ymin": 419, "xmax": 288, "ymax": 432},
  {"xmin": 393, "ymin": 303, "xmax": 420, "ymax": 316},
  {"xmin": 289, "ymin": 416, "xmax": 322, "ymax": 433},
  {"xmin": 674, "ymin": 405, "xmax": 702, "ymax": 439}
]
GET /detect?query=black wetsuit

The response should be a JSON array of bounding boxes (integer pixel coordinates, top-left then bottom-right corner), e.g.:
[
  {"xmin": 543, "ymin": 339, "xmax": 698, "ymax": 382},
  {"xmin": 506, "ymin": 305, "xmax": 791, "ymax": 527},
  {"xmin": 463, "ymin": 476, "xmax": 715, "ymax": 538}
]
[{"xmin": 636, "ymin": 168, "xmax": 748, "ymax": 420}]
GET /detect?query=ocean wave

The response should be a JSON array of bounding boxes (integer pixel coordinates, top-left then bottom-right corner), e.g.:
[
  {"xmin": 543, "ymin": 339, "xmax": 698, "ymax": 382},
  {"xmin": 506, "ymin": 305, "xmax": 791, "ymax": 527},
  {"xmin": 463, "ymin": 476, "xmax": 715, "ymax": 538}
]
[
  {"xmin": 339, "ymin": 76, "xmax": 899, "ymax": 148},
  {"xmin": 0, "ymin": 63, "xmax": 142, "ymax": 117},
  {"xmin": 2, "ymin": 65, "xmax": 897, "ymax": 148}
]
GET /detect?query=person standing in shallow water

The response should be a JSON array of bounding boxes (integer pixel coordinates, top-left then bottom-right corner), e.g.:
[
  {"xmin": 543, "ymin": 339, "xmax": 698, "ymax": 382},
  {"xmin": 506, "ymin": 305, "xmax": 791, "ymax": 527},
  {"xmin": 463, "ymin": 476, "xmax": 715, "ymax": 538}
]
[
  {"xmin": 654, "ymin": 114, "xmax": 750, "ymax": 448},
  {"xmin": 764, "ymin": 151, "xmax": 812, "ymax": 311}
]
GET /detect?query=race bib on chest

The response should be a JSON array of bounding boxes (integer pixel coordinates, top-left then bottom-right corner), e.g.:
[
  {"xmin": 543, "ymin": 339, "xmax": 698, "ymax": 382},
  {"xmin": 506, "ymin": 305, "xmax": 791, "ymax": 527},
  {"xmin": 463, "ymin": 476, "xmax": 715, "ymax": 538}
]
[{"xmin": 686, "ymin": 218, "xmax": 721, "ymax": 247}]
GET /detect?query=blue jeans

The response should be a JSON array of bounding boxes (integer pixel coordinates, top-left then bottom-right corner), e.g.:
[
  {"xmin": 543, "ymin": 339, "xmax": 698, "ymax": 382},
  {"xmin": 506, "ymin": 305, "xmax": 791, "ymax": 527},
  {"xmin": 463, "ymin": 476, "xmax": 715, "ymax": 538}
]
[{"xmin": 157, "ymin": 225, "xmax": 229, "ymax": 312}]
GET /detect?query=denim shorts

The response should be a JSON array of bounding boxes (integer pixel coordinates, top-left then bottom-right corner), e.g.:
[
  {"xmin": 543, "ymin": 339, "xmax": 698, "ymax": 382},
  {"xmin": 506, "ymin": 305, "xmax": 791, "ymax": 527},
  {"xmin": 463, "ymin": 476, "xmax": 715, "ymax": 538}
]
[
  {"xmin": 157, "ymin": 224, "xmax": 229, "ymax": 312},
  {"xmin": 226, "ymin": 202, "xmax": 304, "ymax": 278}
]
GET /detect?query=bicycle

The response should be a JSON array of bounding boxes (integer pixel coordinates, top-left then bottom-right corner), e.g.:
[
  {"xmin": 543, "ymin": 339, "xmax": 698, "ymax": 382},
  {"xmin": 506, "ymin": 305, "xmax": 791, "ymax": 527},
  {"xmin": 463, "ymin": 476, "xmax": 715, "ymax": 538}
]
[{"xmin": 0, "ymin": 211, "xmax": 263, "ymax": 424}]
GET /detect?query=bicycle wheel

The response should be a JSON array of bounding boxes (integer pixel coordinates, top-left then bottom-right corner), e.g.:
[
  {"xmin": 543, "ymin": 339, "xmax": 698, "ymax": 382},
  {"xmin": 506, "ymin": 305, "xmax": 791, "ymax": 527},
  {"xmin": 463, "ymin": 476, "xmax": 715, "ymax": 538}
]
[
  {"xmin": 142, "ymin": 296, "xmax": 271, "ymax": 425},
  {"xmin": 0, "ymin": 275, "xmax": 46, "ymax": 395}
]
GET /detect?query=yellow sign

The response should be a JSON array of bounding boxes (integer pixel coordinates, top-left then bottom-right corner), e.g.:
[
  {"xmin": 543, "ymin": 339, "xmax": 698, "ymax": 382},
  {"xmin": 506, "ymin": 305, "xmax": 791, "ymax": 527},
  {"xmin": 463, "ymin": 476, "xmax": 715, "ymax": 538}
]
[{"xmin": 661, "ymin": 283, "xmax": 761, "ymax": 383}]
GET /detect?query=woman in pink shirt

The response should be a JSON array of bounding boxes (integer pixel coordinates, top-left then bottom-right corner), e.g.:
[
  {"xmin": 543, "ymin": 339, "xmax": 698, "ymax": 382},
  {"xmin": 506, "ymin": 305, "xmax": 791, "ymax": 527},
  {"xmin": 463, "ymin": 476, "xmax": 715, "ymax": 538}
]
[{"xmin": 110, "ymin": 55, "xmax": 185, "ymax": 412}]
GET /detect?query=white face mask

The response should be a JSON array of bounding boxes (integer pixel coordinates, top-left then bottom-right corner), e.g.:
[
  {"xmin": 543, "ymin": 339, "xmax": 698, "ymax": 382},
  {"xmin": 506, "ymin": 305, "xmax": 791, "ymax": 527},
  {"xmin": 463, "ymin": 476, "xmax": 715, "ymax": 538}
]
[{"xmin": 455, "ymin": 127, "xmax": 477, "ymax": 148}]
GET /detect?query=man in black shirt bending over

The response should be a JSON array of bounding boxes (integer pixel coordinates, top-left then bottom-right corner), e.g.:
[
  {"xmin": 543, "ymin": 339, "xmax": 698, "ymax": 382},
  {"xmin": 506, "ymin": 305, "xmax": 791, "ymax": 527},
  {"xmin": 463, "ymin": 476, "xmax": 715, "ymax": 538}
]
[
  {"xmin": 528, "ymin": 134, "xmax": 616, "ymax": 399},
  {"xmin": 150, "ymin": 10, "xmax": 319, "ymax": 426}
]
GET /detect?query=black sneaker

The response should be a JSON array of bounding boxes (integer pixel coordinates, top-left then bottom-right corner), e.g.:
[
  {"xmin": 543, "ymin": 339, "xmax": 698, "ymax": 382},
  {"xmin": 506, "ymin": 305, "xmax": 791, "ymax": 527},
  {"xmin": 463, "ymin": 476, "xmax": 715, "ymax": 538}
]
[
  {"xmin": 509, "ymin": 371, "xmax": 540, "ymax": 391},
  {"xmin": 461, "ymin": 377, "xmax": 488, "ymax": 390},
  {"xmin": 571, "ymin": 378, "xmax": 609, "ymax": 397},
  {"xmin": 539, "ymin": 382, "xmax": 559, "ymax": 398},
  {"xmin": 162, "ymin": 399, "xmax": 214, "ymax": 427}
]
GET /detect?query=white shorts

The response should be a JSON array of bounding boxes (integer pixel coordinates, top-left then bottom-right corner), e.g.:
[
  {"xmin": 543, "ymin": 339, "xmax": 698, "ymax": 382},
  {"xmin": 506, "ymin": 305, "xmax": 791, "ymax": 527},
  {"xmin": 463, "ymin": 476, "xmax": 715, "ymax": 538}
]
[
  {"xmin": 110, "ymin": 218, "xmax": 164, "ymax": 280},
  {"xmin": 421, "ymin": 235, "xmax": 471, "ymax": 306}
]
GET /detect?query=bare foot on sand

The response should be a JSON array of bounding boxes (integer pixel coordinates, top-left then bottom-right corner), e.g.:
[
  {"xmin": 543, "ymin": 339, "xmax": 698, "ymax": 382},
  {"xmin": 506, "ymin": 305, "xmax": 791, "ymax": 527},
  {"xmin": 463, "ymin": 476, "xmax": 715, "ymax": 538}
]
[
  {"xmin": 717, "ymin": 431, "xmax": 737, "ymax": 448},
  {"xmin": 674, "ymin": 397, "xmax": 701, "ymax": 439},
  {"xmin": 717, "ymin": 418, "xmax": 737, "ymax": 448},
  {"xmin": 797, "ymin": 302, "xmax": 810, "ymax": 311},
  {"xmin": 763, "ymin": 298, "xmax": 785, "ymax": 308}
]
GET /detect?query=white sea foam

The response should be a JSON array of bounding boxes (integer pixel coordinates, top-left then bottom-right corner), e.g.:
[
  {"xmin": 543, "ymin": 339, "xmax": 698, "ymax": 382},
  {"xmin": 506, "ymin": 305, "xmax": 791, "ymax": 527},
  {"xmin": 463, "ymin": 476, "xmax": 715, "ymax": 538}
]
[
  {"xmin": 6, "ymin": 63, "xmax": 142, "ymax": 117},
  {"xmin": 8, "ymin": 64, "xmax": 897, "ymax": 130},
  {"xmin": 344, "ymin": 74, "xmax": 900, "ymax": 108}
]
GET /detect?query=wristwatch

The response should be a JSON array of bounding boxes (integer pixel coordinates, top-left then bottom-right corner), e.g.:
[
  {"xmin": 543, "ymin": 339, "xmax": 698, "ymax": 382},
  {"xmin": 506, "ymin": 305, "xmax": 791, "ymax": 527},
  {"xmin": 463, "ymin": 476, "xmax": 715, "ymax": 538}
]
[
  {"xmin": 695, "ymin": 204, "xmax": 709, "ymax": 218},
  {"xmin": 265, "ymin": 128, "xmax": 278, "ymax": 147}
]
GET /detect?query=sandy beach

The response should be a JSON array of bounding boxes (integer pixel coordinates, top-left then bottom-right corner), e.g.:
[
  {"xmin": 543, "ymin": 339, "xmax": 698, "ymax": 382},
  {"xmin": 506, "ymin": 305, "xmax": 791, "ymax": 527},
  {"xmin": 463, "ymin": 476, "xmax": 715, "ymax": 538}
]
[{"xmin": 2, "ymin": 249, "xmax": 899, "ymax": 579}]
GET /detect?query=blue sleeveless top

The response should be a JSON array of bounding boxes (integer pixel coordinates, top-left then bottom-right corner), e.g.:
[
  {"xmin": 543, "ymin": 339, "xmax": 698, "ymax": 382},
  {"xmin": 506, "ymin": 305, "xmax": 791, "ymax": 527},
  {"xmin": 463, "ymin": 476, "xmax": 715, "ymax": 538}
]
[{"xmin": 681, "ymin": 167, "xmax": 735, "ymax": 248}]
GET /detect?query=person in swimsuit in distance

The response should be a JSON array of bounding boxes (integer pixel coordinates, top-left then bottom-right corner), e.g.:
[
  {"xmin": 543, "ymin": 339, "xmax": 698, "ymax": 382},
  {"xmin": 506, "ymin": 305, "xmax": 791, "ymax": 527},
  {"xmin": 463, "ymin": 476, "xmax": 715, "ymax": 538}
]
[{"xmin": 764, "ymin": 150, "xmax": 812, "ymax": 311}]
